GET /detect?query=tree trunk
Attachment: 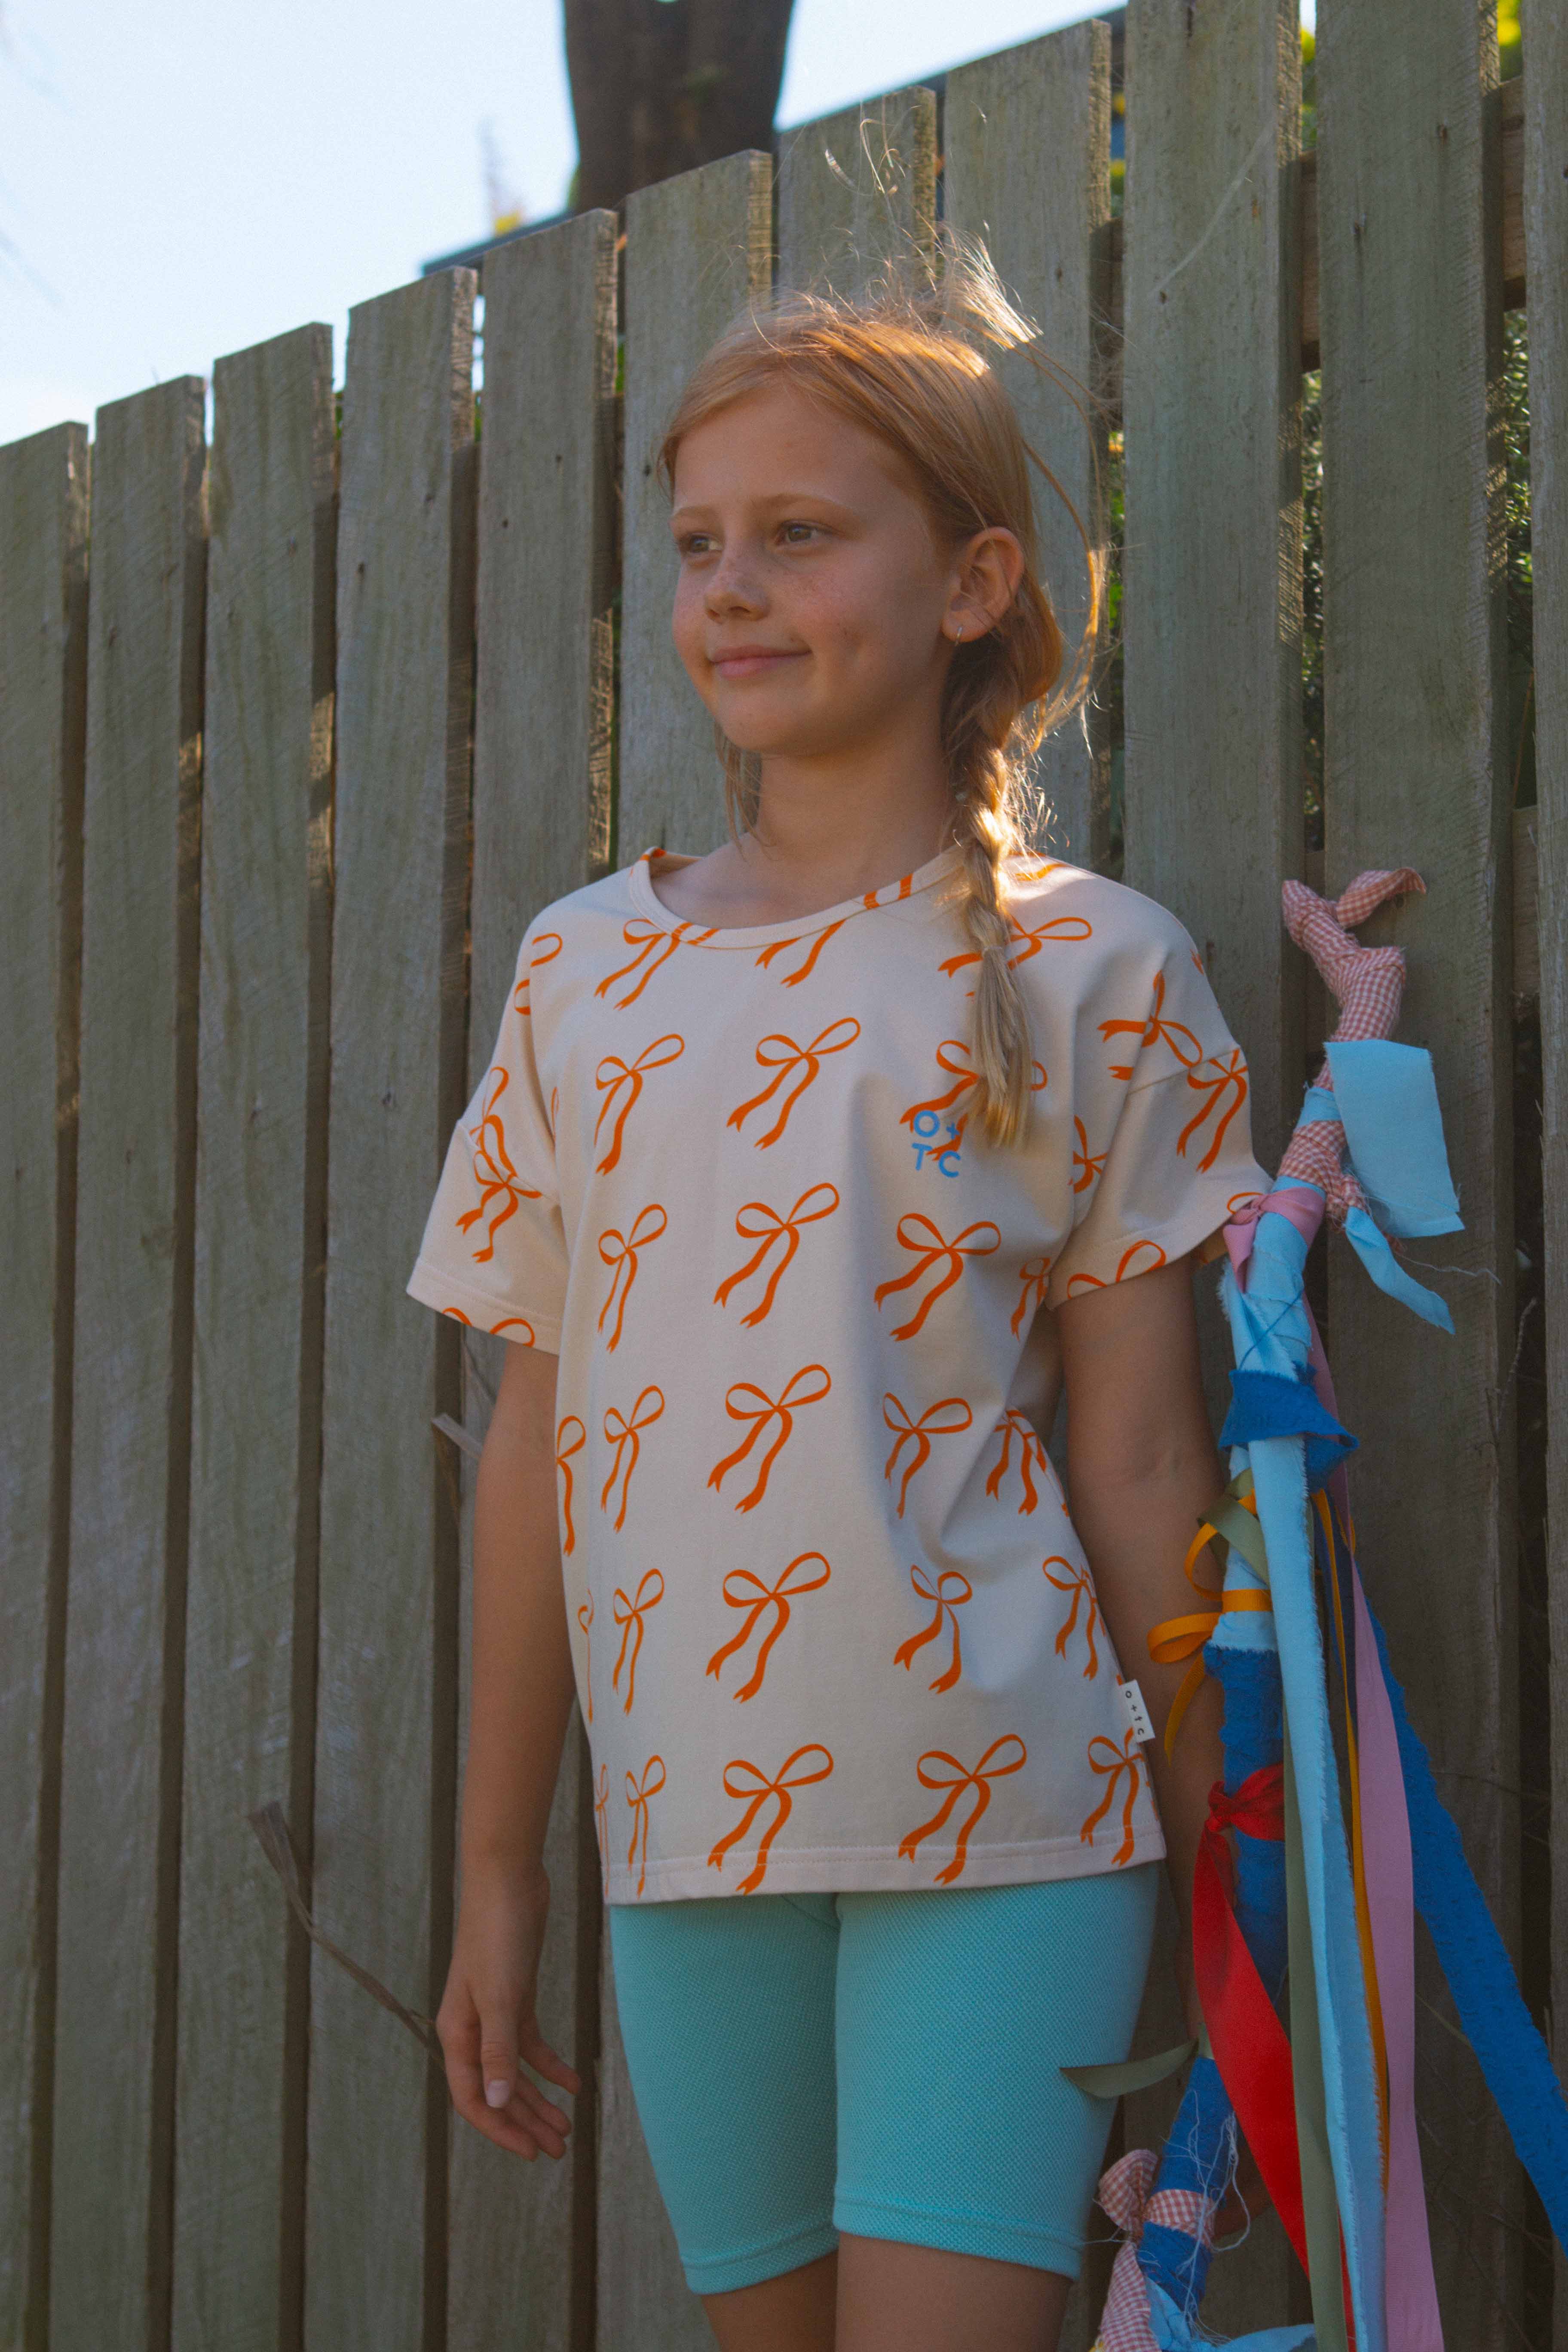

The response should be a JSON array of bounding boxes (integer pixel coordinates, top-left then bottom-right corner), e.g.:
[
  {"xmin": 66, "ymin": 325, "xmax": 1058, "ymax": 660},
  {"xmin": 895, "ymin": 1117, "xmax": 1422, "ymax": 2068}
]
[{"xmin": 564, "ymin": 0, "xmax": 796, "ymax": 214}]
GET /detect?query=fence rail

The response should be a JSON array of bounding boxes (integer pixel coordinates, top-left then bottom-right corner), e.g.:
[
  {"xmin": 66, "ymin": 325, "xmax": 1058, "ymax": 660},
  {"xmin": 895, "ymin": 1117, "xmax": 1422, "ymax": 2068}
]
[{"xmin": 3, "ymin": 3, "xmax": 1562, "ymax": 2347}]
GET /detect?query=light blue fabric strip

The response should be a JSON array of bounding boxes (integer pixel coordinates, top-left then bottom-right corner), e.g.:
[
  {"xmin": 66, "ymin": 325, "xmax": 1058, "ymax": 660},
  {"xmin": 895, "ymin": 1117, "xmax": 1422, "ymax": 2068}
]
[
  {"xmin": 1300, "ymin": 1085, "xmax": 1340, "ymax": 1127},
  {"xmin": 1325, "ymin": 1041, "xmax": 1463, "ymax": 1237},
  {"xmin": 1222, "ymin": 1227, "xmax": 1387, "ymax": 2352},
  {"xmin": 1343, "ymin": 1206, "xmax": 1455, "ymax": 1333},
  {"xmin": 1148, "ymin": 2280, "xmax": 1315, "ymax": 2350}
]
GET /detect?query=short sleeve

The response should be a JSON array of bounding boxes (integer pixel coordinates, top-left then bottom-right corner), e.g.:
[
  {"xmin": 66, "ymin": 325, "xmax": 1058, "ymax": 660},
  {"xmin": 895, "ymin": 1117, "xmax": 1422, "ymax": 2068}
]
[
  {"xmin": 406, "ymin": 925, "xmax": 570, "ymax": 1349},
  {"xmin": 1048, "ymin": 929, "xmax": 1270, "ymax": 1306}
]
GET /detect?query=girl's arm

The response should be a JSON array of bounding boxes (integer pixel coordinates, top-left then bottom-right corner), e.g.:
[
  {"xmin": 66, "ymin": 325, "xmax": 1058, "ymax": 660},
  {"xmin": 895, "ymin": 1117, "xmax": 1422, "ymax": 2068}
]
[
  {"xmin": 436, "ymin": 1337, "xmax": 584, "ymax": 2159},
  {"xmin": 1054, "ymin": 1256, "xmax": 1227, "ymax": 2018}
]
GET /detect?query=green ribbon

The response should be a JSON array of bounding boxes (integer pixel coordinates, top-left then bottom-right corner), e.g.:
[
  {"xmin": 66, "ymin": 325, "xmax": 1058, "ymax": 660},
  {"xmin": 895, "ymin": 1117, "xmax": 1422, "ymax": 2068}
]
[{"xmin": 1062, "ymin": 2026, "xmax": 1211, "ymax": 2101}]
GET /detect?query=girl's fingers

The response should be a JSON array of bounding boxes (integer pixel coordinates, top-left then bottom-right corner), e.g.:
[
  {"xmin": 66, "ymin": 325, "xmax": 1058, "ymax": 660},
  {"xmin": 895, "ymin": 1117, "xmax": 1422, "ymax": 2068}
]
[{"xmin": 519, "ymin": 2026, "xmax": 583, "ymax": 2095}]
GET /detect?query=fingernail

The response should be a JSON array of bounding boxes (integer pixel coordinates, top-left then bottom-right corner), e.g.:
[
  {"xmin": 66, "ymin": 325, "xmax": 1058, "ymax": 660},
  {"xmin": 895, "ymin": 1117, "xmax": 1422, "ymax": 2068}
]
[{"xmin": 485, "ymin": 2079, "xmax": 510, "ymax": 2109}]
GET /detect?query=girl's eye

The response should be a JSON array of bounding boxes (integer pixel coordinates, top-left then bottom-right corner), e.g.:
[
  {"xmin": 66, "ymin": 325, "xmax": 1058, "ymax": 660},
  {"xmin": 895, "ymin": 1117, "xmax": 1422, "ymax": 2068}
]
[
  {"xmin": 780, "ymin": 521, "xmax": 820, "ymax": 545},
  {"xmin": 678, "ymin": 532, "xmax": 716, "ymax": 557}
]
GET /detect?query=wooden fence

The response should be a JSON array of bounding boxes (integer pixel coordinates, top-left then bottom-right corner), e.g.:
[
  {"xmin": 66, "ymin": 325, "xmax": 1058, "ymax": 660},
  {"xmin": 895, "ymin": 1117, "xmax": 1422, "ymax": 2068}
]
[{"xmin": 3, "ymin": 1, "xmax": 1564, "ymax": 2345}]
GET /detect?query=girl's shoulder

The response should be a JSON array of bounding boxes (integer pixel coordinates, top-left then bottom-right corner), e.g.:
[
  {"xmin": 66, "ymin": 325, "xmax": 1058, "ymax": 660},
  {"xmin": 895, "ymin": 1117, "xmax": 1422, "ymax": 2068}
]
[{"xmin": 1001, "ymin": 855, "xmax": 1202, "ymax": 969}]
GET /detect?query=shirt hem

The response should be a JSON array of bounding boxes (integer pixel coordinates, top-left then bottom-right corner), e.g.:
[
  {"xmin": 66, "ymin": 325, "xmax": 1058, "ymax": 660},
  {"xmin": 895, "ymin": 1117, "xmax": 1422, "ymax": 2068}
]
[
  {"xmin": 605, "ymin": 1828, "xmax": 1166, "ymax": 1904},
  {"xmin": 406, "ymin": 1260, "xmax": 563, "ymax": 1351}
]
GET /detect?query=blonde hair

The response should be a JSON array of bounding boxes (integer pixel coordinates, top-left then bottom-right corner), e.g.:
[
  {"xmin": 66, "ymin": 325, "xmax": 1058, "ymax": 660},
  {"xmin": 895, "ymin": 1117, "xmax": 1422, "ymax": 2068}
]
[{"xmin": 658, "ymin": 237, "xmax": 1105, "ymax": 1147}]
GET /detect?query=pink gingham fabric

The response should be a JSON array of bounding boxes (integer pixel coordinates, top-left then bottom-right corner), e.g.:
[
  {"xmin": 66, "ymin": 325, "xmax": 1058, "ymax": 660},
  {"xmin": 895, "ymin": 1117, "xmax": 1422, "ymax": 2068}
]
[{"xmin": 1091, "ymin": 2148, "xmax": 1217, "ymax": 2352}]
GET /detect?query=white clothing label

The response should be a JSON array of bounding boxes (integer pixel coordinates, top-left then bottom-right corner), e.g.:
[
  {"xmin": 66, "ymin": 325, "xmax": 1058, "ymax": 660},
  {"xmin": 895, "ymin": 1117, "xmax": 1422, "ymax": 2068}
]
[{"xmin": 1118, "ymin": 1679, "xmax": 1156, "ymax": 1746}]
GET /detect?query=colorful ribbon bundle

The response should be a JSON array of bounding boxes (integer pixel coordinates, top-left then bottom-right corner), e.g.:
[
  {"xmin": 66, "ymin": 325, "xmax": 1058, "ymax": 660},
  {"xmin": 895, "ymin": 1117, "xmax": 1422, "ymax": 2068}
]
[{"xmin": 1080, "ymin": 871, "xmax": 1568, "ymax": 2352}]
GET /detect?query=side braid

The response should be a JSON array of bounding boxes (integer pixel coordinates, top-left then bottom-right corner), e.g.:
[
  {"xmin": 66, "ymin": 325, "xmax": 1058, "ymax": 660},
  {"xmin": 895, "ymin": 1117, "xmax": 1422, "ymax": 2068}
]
[{"xmin": 953, "ymin": 748, "xmax": 1033, "ymax": 1145}]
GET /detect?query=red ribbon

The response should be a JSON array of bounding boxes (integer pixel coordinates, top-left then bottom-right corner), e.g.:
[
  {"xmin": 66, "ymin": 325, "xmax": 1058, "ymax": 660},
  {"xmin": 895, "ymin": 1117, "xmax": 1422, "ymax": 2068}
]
[{"xmin": 1191, "ymin": 1763, "xmax": 1310, "ymax": 2275}]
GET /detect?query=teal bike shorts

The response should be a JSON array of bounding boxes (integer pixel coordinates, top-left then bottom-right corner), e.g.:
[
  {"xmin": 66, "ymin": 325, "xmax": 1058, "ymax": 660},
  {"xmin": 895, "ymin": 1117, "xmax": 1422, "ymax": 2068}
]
[{"xmin": 607, "ymin": 1863, "xmax": 1160, "ymax": 2297}]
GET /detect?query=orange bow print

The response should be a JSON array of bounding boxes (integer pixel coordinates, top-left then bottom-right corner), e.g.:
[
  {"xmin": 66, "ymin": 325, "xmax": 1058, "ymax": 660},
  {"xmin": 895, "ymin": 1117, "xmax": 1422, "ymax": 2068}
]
[
  {"xmin": 1072, "ymin": 1117, "xmax": 1107, "ymax": 1194},
  {"xmin": 706, "ymin": 1551, "xmax": 832, "ymax": 1700},
  {"xmin": 601, "ymin": 1386, "xmax": 665, "ymax": 1529},
  {"xmin": 727, "ymin": 1017, "xmax": 861, "ymax": 1147},
  {"xmin": 707, "ymin": 1364, "xmax": 832, "ymax": 1512},
  {"xmin": 985, "ymin": 1409, "xmax": 1048, "ymax": 1515},
  {"xmin": 596, "ymin": 917, "xmax": 717, "ymax": 1009},
  {"xmin": 436, "ymin": 1307, "xmax": 535, "ymax": 1343},
  {"xmin": 456, "ymin": 1066, "xmax": 542, "ymax": 1262},
  {"xmin": 625, "ymin": 1755, "xmax": 667, "ymax": 1896},
  {"xmin": 594, "ymin": 1763, "xmax": 610, "ymax": 1897},
  {"xmin": 594, "ymin": 1034, "xmax": 685, "ymax": 1173},
  {"xmin": 1011, "ymin": 1254, "xmax": 1052, "ymax": 1336},
  {"xmin": 940, "ymin": 908, "xmax": 1092, "ymax": 980},
  {"xmin": 556, "ymin": 1416, "xmax": 586, "ymax": 1554},
  {"xmin": 882, "ymin": 1393, "xmax": 974, "ymax": 1516},
  {"xmin": 1099, "ymin": 971, "xmax": 1203, "ymax": 1080},
  {"xmin": 1177, "ymin": 1049, "xmax": 1250, "ymax": 1171},
  {"xmin": 707, "ymin": 1743, "xmax": 835, "ymax": 1893},
  {"xmin": 512, "ymin": 930, "xmax": 562, "ymax": 1016},
  {"xmin": 753, "ymin": 919, "xmax": 847, "ymax": 986},
  {"xmin": 612, "ymin": 1568, "xmax": 665, "ymax": 1711},
  {"xmin": 1064, "ymin": 1239, "xmax": 1168, "ymax": 1296},
  {"xmin": 714, "ymin": 1183, "xmax": 840, "ymax": 1326},
  {"xmin": 893, "ymin": 1562, "xmax": 973, "ymax": 1692},
  {"xmin": 898, "ymin": 1734, "xmax": 1028, "ymax": 1884},
  {"xmin": 1043, "ymin": 1557, "xmax": 1101, "ymax": 1678},
  {"xmin": 597, "ymin": 1203, "xmax": 668, "ymax": 1349},
  {"xmin": 1081, "ymin": 1730, "xmax": 1145, "ymax": 1865},
  {"xmin": 874, "ymin": 1213, "xmax": 1001, "ymax": 1340},
  {"xmin": 576, "ymin": 1589, "xmax": 594, "ymax": 1720},
  {"xmin": 900, "ymin": 1040, "xmax": 980, "ymax": 1139}
]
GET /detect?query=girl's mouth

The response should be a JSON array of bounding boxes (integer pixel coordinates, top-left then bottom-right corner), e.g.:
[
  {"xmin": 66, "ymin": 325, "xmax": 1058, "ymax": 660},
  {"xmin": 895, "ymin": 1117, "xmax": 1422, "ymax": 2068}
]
[{"xmin": 710, "ymin": 647, "xmax": 805, "ymax": 679}]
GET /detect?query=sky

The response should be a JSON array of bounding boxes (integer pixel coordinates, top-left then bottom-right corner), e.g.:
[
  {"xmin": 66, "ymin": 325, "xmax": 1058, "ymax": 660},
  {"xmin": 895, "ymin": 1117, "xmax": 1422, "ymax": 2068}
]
[{"xmin": 0, "ymin": 0, "xmax": 1311, "ymax": 448}]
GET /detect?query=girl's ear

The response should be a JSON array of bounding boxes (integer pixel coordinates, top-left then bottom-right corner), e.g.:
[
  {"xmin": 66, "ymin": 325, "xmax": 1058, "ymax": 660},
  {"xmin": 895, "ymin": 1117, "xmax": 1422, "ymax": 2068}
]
[{"xmin": 946, "ymin": 527, "xmax": 1027, "ymax": 641}]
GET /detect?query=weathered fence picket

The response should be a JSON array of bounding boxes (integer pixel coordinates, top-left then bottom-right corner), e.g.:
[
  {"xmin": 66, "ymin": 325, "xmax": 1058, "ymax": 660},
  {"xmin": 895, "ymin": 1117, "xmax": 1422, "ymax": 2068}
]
[
  {"xmin": 447, "ymin": 211, "xmax": 618, "ymax": 2352},
  {"xmin": 1523, "ymin": 9, "xmax": 1568, "ymax": 2343},
  {"xmin": 0, "ymin": 421, "xmax": 86, "ymax": 2352},
  {"xmin": 306, "ymin": 270, "xmax": 475, "ymax": 2352},
  {"xmin": 0, "ymin": 21, "xmax": 1559, "ymax": 2349},
  {"xmin": 1317, "ymin": 0, "xmax": 1519, "ymax": 2329},
  {"xmin": 943, "ymin": 21, "xmax": 1114, "ymax": 875},
  {"xmin": 51, "ymin": 377, "xmax": 207, "ymax": 2352},
  {"xmin": 172, "ymin": 322, "xmax": 337, "ymax": 2352},
  {"xmin": 620, "ymin": 152, "xmax": 773, "ymax": 866}
]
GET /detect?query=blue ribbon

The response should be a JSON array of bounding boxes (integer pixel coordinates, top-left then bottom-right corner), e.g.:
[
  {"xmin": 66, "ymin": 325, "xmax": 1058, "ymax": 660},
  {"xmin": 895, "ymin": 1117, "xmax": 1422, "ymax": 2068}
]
[
  {"xmin": 1342, "ymin": 1207, "xmax": 1454, "ymax": 1333},
  {"xmin": 1219, "ymin": 1368, "xmax": 1359, "ymax": 1491},
  {"xmin": 1147, "ymin": 2279, "xmax": 1315, "ymax": 2350},
  {"xmin": 1326, "ymin": 1041, "xmax": 1463, "ymax": 1238}
]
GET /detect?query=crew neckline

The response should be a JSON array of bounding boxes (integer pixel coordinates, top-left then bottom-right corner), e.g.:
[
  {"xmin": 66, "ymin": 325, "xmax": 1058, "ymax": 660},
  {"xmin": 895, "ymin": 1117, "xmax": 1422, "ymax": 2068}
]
[{"xmin": 626, "ymin": 843, "xmax": 966, "ymax": 949}]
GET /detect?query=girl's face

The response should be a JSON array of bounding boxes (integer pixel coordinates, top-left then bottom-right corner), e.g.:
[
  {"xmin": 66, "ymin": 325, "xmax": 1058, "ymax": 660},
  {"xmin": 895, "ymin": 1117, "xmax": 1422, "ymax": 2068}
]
[{"xmin": 668, "ymin": 383, "xmax": 967, "ymax": 766}]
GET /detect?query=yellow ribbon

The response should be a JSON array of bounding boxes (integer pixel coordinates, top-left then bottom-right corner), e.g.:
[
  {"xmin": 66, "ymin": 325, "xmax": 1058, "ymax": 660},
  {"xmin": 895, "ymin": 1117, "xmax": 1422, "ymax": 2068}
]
[{"xmin": 1148, "ymin": 1475, "xmax": 1273, "ymax": 1756}]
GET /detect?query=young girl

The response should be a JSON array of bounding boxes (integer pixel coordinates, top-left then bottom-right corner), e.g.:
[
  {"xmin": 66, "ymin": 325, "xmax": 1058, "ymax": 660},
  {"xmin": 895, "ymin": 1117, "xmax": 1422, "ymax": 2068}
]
[{"xmin": 410, "ymin": 251, "xmax": 1270, "ymax": 2352}]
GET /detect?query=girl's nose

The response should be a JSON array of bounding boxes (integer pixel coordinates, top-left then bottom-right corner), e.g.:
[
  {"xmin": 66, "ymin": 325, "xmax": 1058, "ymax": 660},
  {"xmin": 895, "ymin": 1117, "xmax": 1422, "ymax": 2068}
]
[{"xmin": 703, "ymin": 552, "xmax": 765, "ymax": 618}]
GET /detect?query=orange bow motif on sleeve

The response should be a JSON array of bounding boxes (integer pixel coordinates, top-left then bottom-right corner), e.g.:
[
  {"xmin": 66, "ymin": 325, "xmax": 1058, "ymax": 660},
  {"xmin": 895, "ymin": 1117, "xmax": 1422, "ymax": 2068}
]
[
  {"xmin": 612, "ymin": 1568, "xmax": 665, "ymax": 1711},
  {"xmin": 625, "ymin": 1756, "xmax": 666, "ymax": 1896},
  {"xmin": 594, "ymin": 1035, "xmax": 685, "ymax": 1173},
  {"xmin": 940, "ymin": 909, "xmax": 1093, "ymax": 980},
  {"xmin": 753, "ymin": 921, "xmax": 847, "ymax": 986},
  {"xmin": 706, "ymin": 1551, "xmax": 832, "ymax": 1700},
  {"xmin": 576, "ymin": 1589, "xmax": 594, "ymax": 1721},
  {"xmin": 714, "ymin": 1184, "xmax": 840, "ymax": 1326},
  {"xmin": 1072, "ymin": 1118, "xmax": 1107, "ymax": 1194},
  {"xmin": 456, "ymin": 1066, "xmax": 542, "ymax": 1262},
  {"xmin": 898, "ymin": 1735, "xmax": 1028, "ymax": 1883},
  {"xmin": 707, "ymin": 1364, "xmax": 832, "ymax": 1511},
  {"xmin": 893, "ymin": 1563, "xmax": 973, "ymax": 1691},
  {"xmin": 882, "ymin": 1393, "xmax": 974, "ymax": 1516},
  {"xmin": 601, "ymin": 1387, "xmax": 665, "ymax": 1529},
  {"xmin": 512, "ymin": 931, "xmax": 562, "ymax": 1016},
  {"xmin": 597, "ymin": 1204, "xmax": 668, "ymax": 1349},
  {"xmin": 1010, "ymin": 1255, "xmax": 1052, "ymax": 1336},
  {"xmin": 437, "ymin": 1308, "xmax": 535, "ymax": 1343},
  {"xmin": 727, "ymin": 1017, "xmax": 861, "ymax": 1147},
  {"xmin": 707, "ymin": 1744, "xmax": 835, "ymax": 1893},
  {"xmin": 1098, "ymin": 971, "xmax": 1203, "ymax": 1080},
  {"xmin": 596, "ymin": 917, "xmax": 717, "ymax": 1009},
  {"xmin": 874, "ymin": 1214, "xmax": 1001, "ymax": 1341},
  {"xmin": 593, "ymin": 1762, "xmax": 610, "ymax": 1896},
  {"xmin": 1064, "ymin": 1239, "xmax": 1168, "ymax": 1296},
  {"xmin": 1081, "ymin": 1729, "xmax": 1145, "ymax": 1865},
  {"xmin": 1043, "ymin": 1558, "xmax": 1101, "ymax": 1678},
  {"xmin": 1177, "ymin": 1048, "xmax": 1250, "ymax": 1171},
  {"xmin": 555, "ymin": 1416, "xmax": 586, "ymax": 1555},
  {"xmin": 985, "ymin": 1409, "xmax": 1049, "ymax": 1516}
]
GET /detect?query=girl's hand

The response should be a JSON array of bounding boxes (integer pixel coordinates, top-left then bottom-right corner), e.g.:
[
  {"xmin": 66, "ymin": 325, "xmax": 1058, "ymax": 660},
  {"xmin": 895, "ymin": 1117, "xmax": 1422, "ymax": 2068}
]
[{"xmin": 437, "ymin": 1859, "xmax": 583, "ymax": 2161}]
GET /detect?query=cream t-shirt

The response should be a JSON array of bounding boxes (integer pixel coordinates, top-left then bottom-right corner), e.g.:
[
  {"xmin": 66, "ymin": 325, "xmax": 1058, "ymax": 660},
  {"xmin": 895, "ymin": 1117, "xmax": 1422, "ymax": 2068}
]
[{"xmin": 408, "ymin": 845, "xmax": 1269, "ymax": 1903}]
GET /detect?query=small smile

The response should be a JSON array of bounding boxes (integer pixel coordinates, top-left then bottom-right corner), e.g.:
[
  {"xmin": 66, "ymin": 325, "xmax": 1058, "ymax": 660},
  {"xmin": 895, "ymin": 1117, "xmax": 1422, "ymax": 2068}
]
[{"xmin": 708, "ymin": 646, "xmax": 806, "ymax": 679}]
